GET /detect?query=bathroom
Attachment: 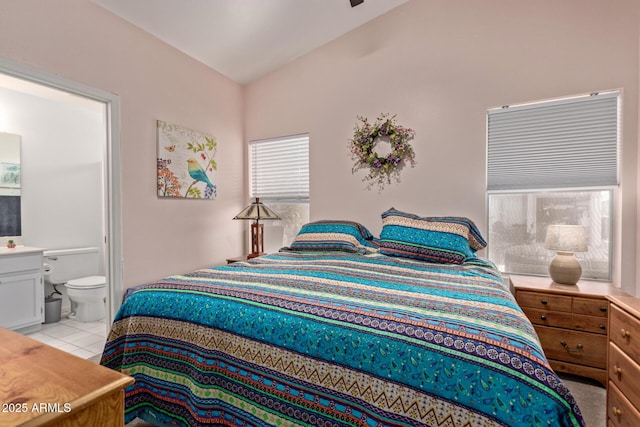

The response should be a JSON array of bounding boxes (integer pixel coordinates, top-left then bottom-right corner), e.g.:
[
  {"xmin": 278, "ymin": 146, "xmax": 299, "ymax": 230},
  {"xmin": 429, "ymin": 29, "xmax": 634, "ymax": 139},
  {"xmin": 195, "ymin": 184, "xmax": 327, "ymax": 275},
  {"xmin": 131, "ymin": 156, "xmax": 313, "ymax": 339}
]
[{"xmin": 0, "ymin": 73, "xmax": 108, "ymax": 359}]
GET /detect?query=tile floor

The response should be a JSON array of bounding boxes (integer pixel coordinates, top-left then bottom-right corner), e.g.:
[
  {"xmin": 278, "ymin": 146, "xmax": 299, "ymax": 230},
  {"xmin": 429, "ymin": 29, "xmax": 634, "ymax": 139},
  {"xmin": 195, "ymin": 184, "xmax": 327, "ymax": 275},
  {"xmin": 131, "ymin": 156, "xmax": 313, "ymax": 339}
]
[{"xmin": 25, "ymin": 316, "xmax": 108, "ymax": 360}]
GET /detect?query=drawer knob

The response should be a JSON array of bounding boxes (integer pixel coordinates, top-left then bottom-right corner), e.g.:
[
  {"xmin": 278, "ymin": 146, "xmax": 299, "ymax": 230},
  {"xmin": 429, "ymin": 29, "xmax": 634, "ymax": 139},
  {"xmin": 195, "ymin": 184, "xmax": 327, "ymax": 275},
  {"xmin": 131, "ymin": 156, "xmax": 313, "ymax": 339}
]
[
  {"xmin": 541, "ymin": 299, "xmax": 548, "ymax": 305},
  {"xmin": 612, "ymin": 406, "xmax": 622, "ymax": 417},
  {"xmin": 613, "ymin": 365, "xmax": 623, "ymax": 377},
  {"xmin": 621, "ymin": 329, "xmax": 631, "ymax": 339},
  {"xmin": 600, "ymin": 306, "xmax": 608, "ymax": 312},
  {"xmin": 560, "ymin": 341, "xmax": 583, "ymax": 353},
  {"xmin": 600, "ymin": 324, "xmax": 606, "ymax": 330},
  {"xmin": 540, "ymin": 315, "xmax": 547, "ymax": 321}
]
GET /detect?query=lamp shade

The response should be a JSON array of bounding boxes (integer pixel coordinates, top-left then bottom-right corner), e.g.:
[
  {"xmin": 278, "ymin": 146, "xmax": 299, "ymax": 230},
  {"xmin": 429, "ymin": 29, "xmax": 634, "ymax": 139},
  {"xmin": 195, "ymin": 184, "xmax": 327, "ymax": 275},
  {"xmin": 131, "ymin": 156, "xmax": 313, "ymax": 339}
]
[
  {"xmin": 233, "ymin": 198, "xmax": 280, "ymax": 222},
  {"xmin": 544, "ymin": 225, "xmax": 588, "ymax": 253}
]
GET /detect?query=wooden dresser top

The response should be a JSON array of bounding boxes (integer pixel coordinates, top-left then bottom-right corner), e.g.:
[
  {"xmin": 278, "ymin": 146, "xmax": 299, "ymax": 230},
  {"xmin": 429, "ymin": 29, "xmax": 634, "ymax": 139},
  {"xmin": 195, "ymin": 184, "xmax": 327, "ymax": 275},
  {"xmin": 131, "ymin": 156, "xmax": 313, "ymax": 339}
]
[
  {"xmin": 0, "ymin": 327, "xmax": 133, "ymax": 426},
  {"xmin": 510, "ymin": 274, "xmax": 630, "ymax": 298},
  {"xmin": 608, "ymin": 295, "xmax": 640, "ymax": 319}
]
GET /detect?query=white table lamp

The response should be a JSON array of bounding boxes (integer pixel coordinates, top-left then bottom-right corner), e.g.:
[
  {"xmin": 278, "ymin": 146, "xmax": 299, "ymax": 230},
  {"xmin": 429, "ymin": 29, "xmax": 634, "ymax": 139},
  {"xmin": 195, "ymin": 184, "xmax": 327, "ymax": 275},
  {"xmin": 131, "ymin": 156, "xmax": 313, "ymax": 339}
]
[{"xmin": 544, "ymin": 224, "xmax": 588, "ymax": 285}]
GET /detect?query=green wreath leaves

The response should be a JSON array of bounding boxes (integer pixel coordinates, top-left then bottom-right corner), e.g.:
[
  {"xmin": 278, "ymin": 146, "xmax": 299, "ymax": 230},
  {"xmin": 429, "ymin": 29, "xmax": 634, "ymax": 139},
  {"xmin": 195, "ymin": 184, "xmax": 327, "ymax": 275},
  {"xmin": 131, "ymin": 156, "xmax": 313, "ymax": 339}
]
[{"xmin": 348, "ymin": 113, "xmax": 416, "ymax": 191}]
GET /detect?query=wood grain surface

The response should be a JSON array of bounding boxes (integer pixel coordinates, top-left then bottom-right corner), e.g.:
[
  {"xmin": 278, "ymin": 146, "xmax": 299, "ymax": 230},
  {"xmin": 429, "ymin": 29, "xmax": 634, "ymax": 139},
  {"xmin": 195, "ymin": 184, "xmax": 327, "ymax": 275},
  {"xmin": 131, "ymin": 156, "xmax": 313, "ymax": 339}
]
[{"xmin": 0, "ymin": 327, "xmax": 133, "ymax": 426}]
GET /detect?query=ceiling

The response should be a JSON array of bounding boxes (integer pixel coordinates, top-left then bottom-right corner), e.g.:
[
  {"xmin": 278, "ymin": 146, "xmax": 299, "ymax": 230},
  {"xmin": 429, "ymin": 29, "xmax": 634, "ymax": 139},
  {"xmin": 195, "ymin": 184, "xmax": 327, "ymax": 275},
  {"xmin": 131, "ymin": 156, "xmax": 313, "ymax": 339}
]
[{"xmin": 92, "ymin": 0, "xmax": 409, "ymax": 84}]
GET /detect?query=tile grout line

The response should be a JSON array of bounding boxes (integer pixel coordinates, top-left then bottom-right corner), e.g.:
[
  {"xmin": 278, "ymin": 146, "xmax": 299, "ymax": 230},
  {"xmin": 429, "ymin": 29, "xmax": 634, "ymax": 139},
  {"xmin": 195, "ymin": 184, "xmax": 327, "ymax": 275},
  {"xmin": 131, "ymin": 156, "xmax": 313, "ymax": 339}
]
[{"xmin": 25, "ymin": 317, "xmax": 108, "ymax": 360}]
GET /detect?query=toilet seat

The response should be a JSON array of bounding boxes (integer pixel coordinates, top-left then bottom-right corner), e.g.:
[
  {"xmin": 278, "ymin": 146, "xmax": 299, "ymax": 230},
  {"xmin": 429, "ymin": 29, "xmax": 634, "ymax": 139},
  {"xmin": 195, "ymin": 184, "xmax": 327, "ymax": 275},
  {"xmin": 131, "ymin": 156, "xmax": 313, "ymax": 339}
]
[{"xmin": 65, "ymin": 275, "xmax": 106, "ymax": 290}]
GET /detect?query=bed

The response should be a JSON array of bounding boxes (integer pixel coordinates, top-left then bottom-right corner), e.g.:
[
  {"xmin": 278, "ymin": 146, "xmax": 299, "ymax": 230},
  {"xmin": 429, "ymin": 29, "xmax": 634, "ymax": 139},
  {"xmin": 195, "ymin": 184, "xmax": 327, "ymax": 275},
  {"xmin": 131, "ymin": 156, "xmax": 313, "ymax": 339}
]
[{"xmin": 101, "ymin": 213, "xmax": 585, "ymax": 427}]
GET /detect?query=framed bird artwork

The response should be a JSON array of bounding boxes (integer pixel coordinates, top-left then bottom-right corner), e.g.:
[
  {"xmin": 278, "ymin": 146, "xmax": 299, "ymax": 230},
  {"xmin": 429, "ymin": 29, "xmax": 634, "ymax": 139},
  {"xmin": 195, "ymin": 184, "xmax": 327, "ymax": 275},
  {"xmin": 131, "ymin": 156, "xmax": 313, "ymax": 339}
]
[{"xmin": 156, "ymin": 120, "xmax": 218, "ymax": 199}]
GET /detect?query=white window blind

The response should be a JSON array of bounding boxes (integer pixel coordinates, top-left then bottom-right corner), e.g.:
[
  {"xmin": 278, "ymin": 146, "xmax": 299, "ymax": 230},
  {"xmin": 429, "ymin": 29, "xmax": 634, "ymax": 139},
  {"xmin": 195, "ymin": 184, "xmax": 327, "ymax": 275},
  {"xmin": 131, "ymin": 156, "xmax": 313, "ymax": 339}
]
[
  {"xmin": 250, "ymin": 134, "xmax": 309, "ymax": 200},
  {"xmin": 487, "ymin": 92, "xmax": 619, "ymax": 191}
]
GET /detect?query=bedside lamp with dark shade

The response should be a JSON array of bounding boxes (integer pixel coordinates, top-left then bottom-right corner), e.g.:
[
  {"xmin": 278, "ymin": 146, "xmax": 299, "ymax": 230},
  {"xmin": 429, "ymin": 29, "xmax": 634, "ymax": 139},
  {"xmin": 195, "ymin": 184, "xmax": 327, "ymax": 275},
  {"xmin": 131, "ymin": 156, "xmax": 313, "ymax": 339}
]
[
  {"xmin": 544, "ymin": 224, "xmax": 588, "ymax": 285},
  {"xmin": 233, "ymin": 198, "xmax": 281, "ymax": 259}
]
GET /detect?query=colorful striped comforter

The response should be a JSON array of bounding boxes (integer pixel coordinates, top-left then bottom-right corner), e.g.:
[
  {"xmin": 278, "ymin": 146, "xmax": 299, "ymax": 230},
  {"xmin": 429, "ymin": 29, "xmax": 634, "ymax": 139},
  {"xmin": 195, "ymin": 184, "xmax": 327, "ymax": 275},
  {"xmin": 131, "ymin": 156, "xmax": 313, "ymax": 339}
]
[{"xmin": 101, "ymin": 251, "xmax": 584, "ymax": 427}]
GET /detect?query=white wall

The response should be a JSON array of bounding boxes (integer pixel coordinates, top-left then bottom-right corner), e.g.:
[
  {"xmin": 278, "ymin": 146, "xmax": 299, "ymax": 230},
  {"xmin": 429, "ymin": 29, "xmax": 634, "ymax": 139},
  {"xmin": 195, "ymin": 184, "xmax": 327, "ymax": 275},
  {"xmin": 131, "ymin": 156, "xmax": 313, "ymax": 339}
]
[
  {"xmin": 245, "ymin": 0, "xmax": 640, "ymax": 294},
  {"xmin": 0, "ymin": 85, "xmax": 105, "ymax": 251},
  {"xmin": 0, "ymin": 0, "xmax": 246, "ymax": 288},
  {"xmin": 0, "ymin": 85, "xmax": 106, "ymax": 312},
  {"xmin": 1, "ymin": 0, "xmax": 638, "ymax": 294}
]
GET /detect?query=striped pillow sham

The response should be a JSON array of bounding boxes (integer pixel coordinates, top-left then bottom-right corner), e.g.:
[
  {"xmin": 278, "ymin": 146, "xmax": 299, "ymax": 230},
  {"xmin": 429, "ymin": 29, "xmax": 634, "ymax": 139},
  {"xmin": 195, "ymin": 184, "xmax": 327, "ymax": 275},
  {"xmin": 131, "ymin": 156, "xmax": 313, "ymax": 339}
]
[
  {"xmin": 379, "ymin": 208, "xmax": 486, "ymax": 264},
  {"xmin": 288, "ymin": 220, "xmax": 378, "ymax": 254}
]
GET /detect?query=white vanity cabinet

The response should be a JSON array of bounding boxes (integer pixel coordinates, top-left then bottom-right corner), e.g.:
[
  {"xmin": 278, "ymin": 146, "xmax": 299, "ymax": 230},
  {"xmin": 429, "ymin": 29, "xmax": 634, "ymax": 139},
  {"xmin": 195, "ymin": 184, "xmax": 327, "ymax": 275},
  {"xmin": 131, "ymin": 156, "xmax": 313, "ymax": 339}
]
[{"xmin": 0, "ymin": 247, "xmax": 45, "ymax": 334}]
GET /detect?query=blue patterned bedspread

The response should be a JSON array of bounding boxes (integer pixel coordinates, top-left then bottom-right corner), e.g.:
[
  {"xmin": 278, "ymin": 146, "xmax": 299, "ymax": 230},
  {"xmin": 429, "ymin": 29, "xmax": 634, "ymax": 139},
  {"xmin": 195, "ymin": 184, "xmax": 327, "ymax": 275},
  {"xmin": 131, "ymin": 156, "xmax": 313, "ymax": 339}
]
[{"xmin": 102, "ymin": 251, "xmax": 584, "ymax": 427}]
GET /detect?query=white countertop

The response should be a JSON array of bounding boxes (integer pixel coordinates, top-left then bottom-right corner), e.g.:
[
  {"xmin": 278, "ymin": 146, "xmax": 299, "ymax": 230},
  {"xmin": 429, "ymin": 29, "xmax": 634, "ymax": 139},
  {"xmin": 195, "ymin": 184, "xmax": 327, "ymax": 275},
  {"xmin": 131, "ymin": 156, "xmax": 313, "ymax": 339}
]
[{"xmin": 0, "ymin": 246, "xmax": 46, "ymax": 256}]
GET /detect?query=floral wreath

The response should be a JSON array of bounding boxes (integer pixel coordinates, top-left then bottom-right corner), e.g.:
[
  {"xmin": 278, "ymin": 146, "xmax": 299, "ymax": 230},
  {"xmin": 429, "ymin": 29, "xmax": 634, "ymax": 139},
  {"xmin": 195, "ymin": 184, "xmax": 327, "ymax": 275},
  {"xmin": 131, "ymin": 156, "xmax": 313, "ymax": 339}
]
[{"xmin": 348, "ymin": 113, "xmax": 416, "ymax": 191}]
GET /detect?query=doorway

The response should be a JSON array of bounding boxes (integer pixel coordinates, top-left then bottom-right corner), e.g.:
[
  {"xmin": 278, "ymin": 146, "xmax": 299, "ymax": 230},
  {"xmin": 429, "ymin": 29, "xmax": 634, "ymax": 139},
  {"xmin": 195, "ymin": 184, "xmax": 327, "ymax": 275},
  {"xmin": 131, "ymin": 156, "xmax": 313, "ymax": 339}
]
[{"xmin": 0, "ymin": 57, "xmax": 123, "ymax": 327}]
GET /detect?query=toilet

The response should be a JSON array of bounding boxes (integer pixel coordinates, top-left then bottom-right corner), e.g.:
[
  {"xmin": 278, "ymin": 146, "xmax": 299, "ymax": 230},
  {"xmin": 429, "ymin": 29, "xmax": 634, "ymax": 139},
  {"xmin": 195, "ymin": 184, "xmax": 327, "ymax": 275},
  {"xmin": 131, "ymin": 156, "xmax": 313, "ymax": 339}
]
[
  {"xmin": 43, "ymin": 247, "xmax": 106, "ymax": 323},
  {"xmin": 65, "ymin": 275, "xmax": 107, "ymax": 322}
]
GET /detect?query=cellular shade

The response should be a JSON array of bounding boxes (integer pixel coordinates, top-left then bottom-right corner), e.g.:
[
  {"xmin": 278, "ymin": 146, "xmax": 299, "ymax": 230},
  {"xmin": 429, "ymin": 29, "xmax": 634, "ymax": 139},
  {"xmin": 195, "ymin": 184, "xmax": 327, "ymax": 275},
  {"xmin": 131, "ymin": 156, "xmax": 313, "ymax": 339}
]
[
  {"xmin": 487, "ymin": 92, "xmax": 618, "ymax": 191},
  {"xmin": 250, "ymin": 134, "xmax": 309, "ymax": 200}
]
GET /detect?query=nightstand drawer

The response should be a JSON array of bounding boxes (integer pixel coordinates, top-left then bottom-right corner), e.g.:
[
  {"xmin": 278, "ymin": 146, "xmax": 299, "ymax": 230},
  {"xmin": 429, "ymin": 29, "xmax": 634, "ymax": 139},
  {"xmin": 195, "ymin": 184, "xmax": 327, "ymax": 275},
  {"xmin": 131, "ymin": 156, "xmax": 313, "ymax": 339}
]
[
  {"xmin": 610, "ymin": 305, "xmax": 640, "ymax": 363},
  {"xmin": 521, "ymin": 307, "xmax": 572, "ymax": 328},
  {"xmin": 573, "ymin": 297, "xmax": 608, "ymax": 317},
  {"xmin": 573, "ymin": 314, "xmax": 608, "ymax": 334},
  {"xmin": 512, "ymin": 275, "xmax": 626, "ymax": 386},
  {"xmin": 535, "ymin": 325, "xmax": 607, "ymax": 368},
  {"xmin": 516, "ymin": 291, "xmax": 572, "ymax": 312},
  {"xmin": 609, "ymin": 382, "xmax": 640, "ymax": 427},
  {"xmin": 609, "ymin": 343, "xmax": 640, "ymax": 410}
]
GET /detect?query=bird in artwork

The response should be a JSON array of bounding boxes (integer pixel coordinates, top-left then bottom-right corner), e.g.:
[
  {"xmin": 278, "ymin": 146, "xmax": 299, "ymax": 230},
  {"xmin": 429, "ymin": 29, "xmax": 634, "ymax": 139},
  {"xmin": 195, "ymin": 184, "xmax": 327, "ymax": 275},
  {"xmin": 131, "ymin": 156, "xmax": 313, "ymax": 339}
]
[{"xmin": 187, "ymin": 158, "xmax": 214, "ymax": 190}]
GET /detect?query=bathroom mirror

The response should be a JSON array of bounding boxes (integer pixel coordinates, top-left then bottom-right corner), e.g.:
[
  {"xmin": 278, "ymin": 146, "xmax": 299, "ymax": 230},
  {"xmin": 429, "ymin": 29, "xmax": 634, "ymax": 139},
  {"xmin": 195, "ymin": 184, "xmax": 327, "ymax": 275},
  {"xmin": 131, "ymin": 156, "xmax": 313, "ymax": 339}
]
[{"xmin": 0, "ymin": 132, "xmax": 21, "ymax": 237}]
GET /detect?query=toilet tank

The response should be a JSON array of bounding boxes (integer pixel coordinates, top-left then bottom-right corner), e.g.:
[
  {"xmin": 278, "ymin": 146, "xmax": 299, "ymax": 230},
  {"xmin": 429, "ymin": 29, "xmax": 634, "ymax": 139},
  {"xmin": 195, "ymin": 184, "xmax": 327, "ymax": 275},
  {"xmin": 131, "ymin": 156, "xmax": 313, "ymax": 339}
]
[{"xmin": 43, "ymin": 247, "xmax": 101, "ymax": 284}]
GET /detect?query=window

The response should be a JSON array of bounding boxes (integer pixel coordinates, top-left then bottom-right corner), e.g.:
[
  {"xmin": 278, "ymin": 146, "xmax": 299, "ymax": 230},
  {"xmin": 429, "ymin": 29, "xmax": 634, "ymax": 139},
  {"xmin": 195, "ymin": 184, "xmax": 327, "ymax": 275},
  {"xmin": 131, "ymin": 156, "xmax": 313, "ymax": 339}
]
[
  {"xmin": 249, "ymin": 134, "xmax": 309, "ymax": 250},
  {"xmin": 487, "ymin": 92, "xmax": 619, "ymax": 280}
]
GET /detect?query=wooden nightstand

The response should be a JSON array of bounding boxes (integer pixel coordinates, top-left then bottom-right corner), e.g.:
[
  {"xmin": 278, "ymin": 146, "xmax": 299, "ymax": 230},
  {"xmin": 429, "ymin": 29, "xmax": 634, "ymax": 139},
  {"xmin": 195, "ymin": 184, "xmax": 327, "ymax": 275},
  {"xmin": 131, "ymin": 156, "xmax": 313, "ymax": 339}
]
[
  {"xmin": 511, "ymin": 274, "xmax": 629, "ymax": 386},
  {"xmin": 226, "ymin": 255, "xmax": 249, "ymax": 264},
  {"xmin": 606, "ymin": 295, "xmax": 640, "ymax": 426},
  {"xmin": 0, "ymin": 327, "xmax": 134, "ymax": 426}
]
